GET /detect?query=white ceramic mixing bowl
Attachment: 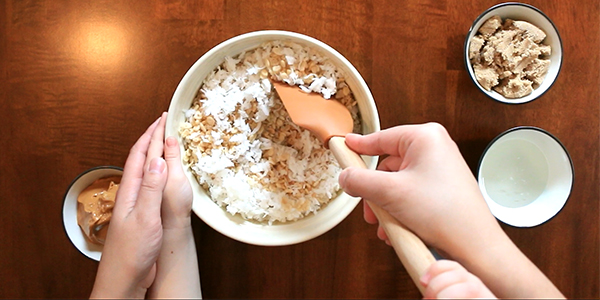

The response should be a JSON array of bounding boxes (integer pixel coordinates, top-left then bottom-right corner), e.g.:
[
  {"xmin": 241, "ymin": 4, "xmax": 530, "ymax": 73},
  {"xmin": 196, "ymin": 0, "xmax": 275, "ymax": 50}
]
[{"xmin": 166, "ymin": 30, "xmax": 380, "ymax": 245}]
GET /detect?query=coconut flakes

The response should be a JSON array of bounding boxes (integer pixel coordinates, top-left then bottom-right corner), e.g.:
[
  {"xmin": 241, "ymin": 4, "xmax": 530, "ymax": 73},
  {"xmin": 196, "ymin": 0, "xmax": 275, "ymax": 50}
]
[{"xmin": 179, "ymin": 40, "xmax": 362, "ymax": 224}]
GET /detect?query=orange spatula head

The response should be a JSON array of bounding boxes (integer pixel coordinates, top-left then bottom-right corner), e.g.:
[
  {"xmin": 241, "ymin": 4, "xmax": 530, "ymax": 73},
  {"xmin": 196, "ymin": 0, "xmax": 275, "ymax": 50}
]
[{"xmin": 272, "ymin": 82, "xmax": 353, "ymax": 144}]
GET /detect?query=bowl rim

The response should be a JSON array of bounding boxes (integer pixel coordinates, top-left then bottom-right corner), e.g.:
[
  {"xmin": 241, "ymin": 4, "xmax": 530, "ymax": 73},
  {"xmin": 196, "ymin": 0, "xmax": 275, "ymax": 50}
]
[
  {"xmin": 62, "ymin": 165, "xmax": 123, "ymax": 261},
  {"xmin": 477, "ymin": 126, "xmax": 574, "ymax": 227},
  {"xmin": 167, "ymin": 30, "xmax": 380, "ymax": 246},
  {"xmin": 463, "ymin": 2, "xmax": 564, "ymax": 105}
]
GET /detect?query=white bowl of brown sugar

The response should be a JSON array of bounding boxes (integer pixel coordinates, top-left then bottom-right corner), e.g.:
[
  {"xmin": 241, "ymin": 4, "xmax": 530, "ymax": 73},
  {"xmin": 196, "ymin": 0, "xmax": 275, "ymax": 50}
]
[
  {"xmin": 464, "ymin": 3, "xmax": 563, "ymax": 104},
  {"xmin": 166, "ymin": 31, "xmax": 380, "ymax": 246}
]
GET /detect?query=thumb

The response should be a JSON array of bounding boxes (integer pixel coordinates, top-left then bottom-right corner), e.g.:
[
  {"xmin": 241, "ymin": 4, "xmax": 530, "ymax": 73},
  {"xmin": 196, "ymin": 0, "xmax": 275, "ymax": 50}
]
[
  {"xmin": 339, "ymin": 167, "xmax": 402, "ymax": 210},
  {"xmin": 164, "ymin": 136, "xmax": 183, "ymax": 174},
  {"xmin": 135, "ymin": 157, "xmax": 167, "ymax": 216}
]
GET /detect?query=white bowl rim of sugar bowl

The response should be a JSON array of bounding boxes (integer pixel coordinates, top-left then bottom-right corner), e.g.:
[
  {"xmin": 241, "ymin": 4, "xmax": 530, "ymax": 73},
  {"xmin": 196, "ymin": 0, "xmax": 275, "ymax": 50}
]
[{"xmin": 464, "ymin": 2, "xmax": 563, "ymax": 104}]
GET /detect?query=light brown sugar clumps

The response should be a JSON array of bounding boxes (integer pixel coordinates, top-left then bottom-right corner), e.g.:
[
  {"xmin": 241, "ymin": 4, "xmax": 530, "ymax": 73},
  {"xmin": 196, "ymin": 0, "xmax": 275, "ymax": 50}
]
[{"xmin": 469, "ymin": 16, "xmax": 551, "ymax": 98}]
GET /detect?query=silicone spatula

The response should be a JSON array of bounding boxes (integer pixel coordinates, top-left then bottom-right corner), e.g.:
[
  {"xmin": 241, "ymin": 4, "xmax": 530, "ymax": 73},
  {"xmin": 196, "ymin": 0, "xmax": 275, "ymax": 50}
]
[{"xmin": 273, "ymin": 82, "xmax": 436, "ymax": 294}]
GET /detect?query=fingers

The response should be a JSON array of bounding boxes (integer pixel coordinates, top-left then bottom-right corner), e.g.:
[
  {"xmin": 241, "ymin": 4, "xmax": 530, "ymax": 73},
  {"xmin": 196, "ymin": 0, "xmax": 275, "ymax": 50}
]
[
  {"xmin": 363, "ymin": 202, "xmax": 391, "ymax": 246},
  {"xmin": 421, "ymin": 260, "xmax": 495, "ymax": 299},
  {"xmin": 164, "ymin": 136, "xmax": 183, "ymax": 176},
  {"xmin": 162, "ymin": 136, "xmax": 195, "ymax": 228},
  {"xmin": 163, "ymin": 135, "xmax": 187, "ymax": 202},
  {"xmin": 115, "ymin": 116, "xmax": 162, "ymax": 213},
  {"xmin": 422, "ymin": 260, "xmax": 466, "ymax": 299},
  {"xmin": 363, "ymin": 201, "xmax": 377, "ymax": 224},
  {"xmin": 345, "ymin": 123, "xmax": 451, "ymax": 158},
  {"xmin": 345, "ymin": 126, "xmax": 417, "ymax": 157},
  {"xmin": 421, "ymin": 260, "xmax": 463, "ymax": 286},
  {"xmin": 339, "ymin": 167, "xmax": 404, "ymax": 212},
  {"xmin": 435, "ymin": 282, "xmax": 494, "ymax": 299},
  {"xmin": 145, "ymin": 112, "xmax": 167, "ymax": 170},
  {"xmin": 135, "ymin": 157, "xmax": 167, "ymax": 216},
  {"xmin": 136, "ymin": 111, "xmax": 168, "ymax": 216},
  {"xmin": 377, "ymin": 155, "xmax": 404, "ymax": 172},
  {"xmin": 377, "ymin": 225, "xmax": 391, "ymax": 246}
]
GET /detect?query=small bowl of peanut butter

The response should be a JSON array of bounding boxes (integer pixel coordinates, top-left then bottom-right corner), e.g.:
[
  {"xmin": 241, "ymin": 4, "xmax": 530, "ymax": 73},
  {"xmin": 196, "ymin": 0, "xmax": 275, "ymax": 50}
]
[
  {"xmin": 62, "ymin": 166, "xmax": 122, "ymax": 261},
  {"xmin": 464, "ymin": 3, "xmax": 563, "ymax": 104}
]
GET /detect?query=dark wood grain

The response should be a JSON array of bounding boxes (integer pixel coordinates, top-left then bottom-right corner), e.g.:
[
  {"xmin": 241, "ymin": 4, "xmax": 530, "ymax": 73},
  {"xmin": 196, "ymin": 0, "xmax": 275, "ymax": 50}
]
[{"xmin": 0, "ymin": 0, "xmax": 598, "ymax": 298}]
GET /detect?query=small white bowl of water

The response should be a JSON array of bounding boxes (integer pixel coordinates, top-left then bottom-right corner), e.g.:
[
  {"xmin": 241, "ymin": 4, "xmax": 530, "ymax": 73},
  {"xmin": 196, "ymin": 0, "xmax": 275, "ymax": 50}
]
[{"xmin": 478, "ymin": 127, "xmax": 573, "ymax": 227}]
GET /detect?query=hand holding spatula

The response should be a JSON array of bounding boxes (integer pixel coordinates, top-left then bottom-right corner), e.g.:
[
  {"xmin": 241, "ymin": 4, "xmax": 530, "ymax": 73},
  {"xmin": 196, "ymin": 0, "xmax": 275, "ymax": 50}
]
[{"xmin": 273, "ymin": 82, "xmax": 436, "ymax": 295}]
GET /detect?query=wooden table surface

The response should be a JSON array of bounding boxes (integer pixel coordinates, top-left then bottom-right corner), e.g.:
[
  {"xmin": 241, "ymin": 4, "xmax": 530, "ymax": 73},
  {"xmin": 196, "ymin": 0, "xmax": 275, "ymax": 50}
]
[{"xmin": 1, "ymin": 0, "xmax": 598, "ymax": 298}]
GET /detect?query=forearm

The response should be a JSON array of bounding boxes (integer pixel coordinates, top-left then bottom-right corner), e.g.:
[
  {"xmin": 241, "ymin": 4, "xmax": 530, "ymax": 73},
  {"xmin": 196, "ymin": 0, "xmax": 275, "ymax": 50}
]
[
  {"xmin": 453, "ymin": 227, "xmax": 564, "ymax": 299},
  {"xmin": 147, "ymin": 225, "xmax": 202, "ymax": 299}
]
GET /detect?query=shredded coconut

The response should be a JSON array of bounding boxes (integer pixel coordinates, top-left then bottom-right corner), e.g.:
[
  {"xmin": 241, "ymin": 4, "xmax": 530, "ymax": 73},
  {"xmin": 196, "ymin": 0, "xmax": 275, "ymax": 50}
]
[{"xmin": 179, "ymin": 40, "xmax": 361, "ymax": 224}]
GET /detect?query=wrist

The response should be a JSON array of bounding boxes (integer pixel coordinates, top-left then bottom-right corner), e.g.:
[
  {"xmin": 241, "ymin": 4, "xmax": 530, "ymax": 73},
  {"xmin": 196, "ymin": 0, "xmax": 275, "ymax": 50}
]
[
  {"xmin": 448, "ymin": 222, "xmax": 510, "ymax": 263},
  {"xmin": 159, "ymin": 226, "xmax": 196, "ymax": 263},
  {"xmin": 91, "ymin": 253, "xmax": 153, "ymax": 299},
  {"xmin": 91, "ymin": 273, "xmax": 148, "ymax": 299},
  {"xmin": 451, "ymin": 228, "xmax": 564, "ymax": 299},
  {"xmin": 162, "ymin": 215, "xmax": 192, "ymax": 230},
  {"xmin": 149, "ymin": 225, "xmax": 201, "ymax": 299},
  {"xmin": 162, "ymin": 224, "xmax": 194, "ymax": 242}
]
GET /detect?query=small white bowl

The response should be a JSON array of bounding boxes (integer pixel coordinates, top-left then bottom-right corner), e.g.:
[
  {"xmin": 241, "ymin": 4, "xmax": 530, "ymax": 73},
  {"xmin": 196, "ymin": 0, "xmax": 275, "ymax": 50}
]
[
  {"xmin": 166, "ymin": 30, "xmax": 380, "ymax": 246},
  {"xmin": 62, "ymin": 166, "xmax": 123, "ymax": 261},
  {"xmin": 464, "ymin": 2, "xmax": 563, "ymax": 104},
  {"xmin": 478, "ymin": 127, "xmax": 573, "ymax": 227}
]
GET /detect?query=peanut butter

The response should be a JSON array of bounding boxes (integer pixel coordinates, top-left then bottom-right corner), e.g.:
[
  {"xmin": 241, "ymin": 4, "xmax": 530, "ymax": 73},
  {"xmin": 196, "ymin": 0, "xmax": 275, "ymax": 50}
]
[{"xmin": 77, "ymin": 176, "xmax": 120, "ymax": 245}]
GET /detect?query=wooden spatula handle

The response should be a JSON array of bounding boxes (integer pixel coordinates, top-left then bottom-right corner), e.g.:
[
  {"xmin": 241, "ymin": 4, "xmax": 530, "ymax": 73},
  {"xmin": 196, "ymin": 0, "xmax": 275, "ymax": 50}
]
[{"xmin": 329, "ymin": 136, "xmax": 436, "ymax": 295}]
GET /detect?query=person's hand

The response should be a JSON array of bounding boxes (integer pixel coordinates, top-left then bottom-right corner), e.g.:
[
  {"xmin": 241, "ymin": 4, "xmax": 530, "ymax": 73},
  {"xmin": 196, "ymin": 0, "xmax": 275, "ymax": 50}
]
[
  {"xmin": 161, "ymin": 135, "xmax": 193, "ymax": 229},
  {"xmin": 338, "ymin": 123, "xmax": 499, "ymax": 254},
  {"xmin": 338, "ymin": 123, "xmax": 565, "ymax": 299},
  {"xmin": 91, "ymin": 113, "xmax": 168, "ymax": 299},
  {"xmin": 420, "ymin": 260, "xmax": 496, "ymax": 299},
  {"xmin": 147, "ymin": 125, "xmax": 202, "ymax": 299}
]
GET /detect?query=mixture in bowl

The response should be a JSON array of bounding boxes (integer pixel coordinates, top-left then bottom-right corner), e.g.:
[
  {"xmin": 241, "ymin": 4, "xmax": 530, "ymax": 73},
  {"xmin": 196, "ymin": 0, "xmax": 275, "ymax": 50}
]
[{"xmin": 179, "ymin": 41, "xmax": 361, "ymax": 224}]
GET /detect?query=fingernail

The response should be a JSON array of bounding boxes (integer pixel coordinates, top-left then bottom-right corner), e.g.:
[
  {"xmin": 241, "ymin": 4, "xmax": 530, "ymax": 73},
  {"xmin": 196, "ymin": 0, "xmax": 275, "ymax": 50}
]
[
  {"xmin": 338, "ymin": 169, "xmax": 348, "ymax": 189},
  {"xmin": 420, "ymin": 272, "xmax": 431, "ymax": 286},
  {"xmin": 166, "ymin": 136, "xmax": 177, "ymax": 147},
  {"xmin": 149, "ymin": 157, "xmax": 166, "ymax": 174}
]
